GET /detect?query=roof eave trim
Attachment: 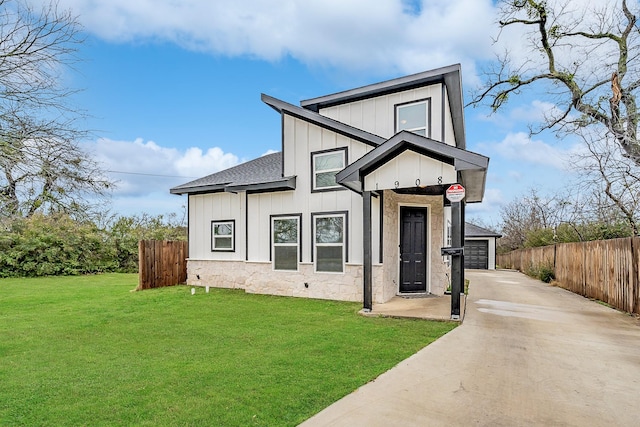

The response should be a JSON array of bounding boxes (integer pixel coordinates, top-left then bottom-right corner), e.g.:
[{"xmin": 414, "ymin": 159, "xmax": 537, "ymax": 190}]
[
  {"xmin": 301, "ymin": 64, "xmax": 461, "ymax": 111},
  {"xmin": 225, "ymin": 176, "xmax": 296, "ymax": 193},
  {"xmin": 170, "ymin": 184, "xmax": 227, "ymax": 195},
  {"xmin": 262, "ymin": 94, "xmax": 385, "ymax": 147}
]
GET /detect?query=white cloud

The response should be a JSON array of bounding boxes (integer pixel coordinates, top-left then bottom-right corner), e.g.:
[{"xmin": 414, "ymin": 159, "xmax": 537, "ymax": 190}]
[
  {"xmin": 468, "ymin": 188, "xmax": 505, "ymax": 212},
  {"xmin": 474, "ymin": 99, "xmax": 567, "ymax": 131},
  {"xmin": 46, "ymin": 0, "xmax": 497, "ymax": 76},
  {"xmin": 491, "ymin": 132, "xmax": 572, "ymax": 169},
  {"xmin": 85, "ymin": 137, "xmax": 240, "ymax": 197},
  {"xmin": 174, "ymin": 147, "xmax": 239, "ymax": 178},
  {"xmin": 508, "ymin": 170, "xmax": 523, "ymax": 181},
  {"xmin": 509, "ymin": 100, "xmax": 564, "ymax": 124}
]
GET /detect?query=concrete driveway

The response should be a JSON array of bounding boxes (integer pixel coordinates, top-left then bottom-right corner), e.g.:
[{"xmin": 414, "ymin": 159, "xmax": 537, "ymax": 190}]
[{"xmin": 300, "ymin": 270, "xmax": 640, "ymax": 426}]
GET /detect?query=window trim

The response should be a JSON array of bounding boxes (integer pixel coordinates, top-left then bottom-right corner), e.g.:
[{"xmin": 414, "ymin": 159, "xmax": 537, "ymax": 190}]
[
  {"xmin": 211, "ymin": 220, "xmax": 235, "ymax": 252},
  {"xmin": 310, "ymin": 147, "xmax": 348, "ymax": 193},
  {"xmin": 395, "ymin": 98, "xmax": 431, "ymax": 138},
  {"xmin": 312, "ymin": 211, "xmax": 348, "ymax": 273},
  {"xmin": 270, "ymin": 214, "xmax": 302, "ymax": 272}
]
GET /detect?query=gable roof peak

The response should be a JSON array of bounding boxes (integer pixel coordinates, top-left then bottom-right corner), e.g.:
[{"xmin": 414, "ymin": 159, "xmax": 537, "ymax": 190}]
[{"xmin": 300, "ymin": 64, "xmax": 461, "ymax": 112}]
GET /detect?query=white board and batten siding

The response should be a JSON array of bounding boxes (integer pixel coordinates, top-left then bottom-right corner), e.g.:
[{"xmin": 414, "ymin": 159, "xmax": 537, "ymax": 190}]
[
  {"xmin": 318, "ymin": 83, "xmax": 455, "ymax": 146},
  {"xmin": 364, "ymin": 151, "xmax": 457, "ymax": 192},
  {"xmin": 188, "ymin": 192, "xmax": 246, "ymax": 260}
]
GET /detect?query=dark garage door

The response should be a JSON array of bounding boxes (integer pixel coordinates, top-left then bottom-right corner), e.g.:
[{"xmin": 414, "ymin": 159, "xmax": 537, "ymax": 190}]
[{"xmin": 465, "ymin": 240, "xmax": 488, "ymax": 269}]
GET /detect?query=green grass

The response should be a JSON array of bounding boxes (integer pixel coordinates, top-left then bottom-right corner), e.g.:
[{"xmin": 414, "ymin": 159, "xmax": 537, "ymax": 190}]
[{"xmin": 0, "ymin": 274, "xmax": 457, "ymax": 426}]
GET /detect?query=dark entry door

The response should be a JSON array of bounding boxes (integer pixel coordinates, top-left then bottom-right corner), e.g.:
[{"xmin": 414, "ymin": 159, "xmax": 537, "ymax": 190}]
[{"xmin": 399, "ymin": 207, "xmax": 427, "ymax": 293}]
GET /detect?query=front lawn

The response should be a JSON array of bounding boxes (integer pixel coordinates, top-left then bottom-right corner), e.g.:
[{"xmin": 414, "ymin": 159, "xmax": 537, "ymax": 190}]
[{"xmin": 0, "ymin": 274, "xmax": 456, "ymax": 426}]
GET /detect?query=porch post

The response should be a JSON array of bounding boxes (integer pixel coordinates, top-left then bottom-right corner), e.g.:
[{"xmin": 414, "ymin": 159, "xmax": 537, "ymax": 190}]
[
  {"xmin": 363, "ymin": 190, "xmax": 373, "ymax": 311},
  {"xmin": 461, "ymin": 201, "xmax": 466, "ymax": 296},
  {"xmin": 451, "ymin": 201, "xmax": 462, "ymax": 319}
]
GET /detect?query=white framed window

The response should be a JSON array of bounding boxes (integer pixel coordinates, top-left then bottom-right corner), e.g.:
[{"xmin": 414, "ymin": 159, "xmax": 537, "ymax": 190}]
[
  {"xmin": 211, "ymin": 220, "xmax": 234, "ymax": 251},
  {"xmin": 311, "ymin": 148, "xmax": 346, "ymax": 191},
  {"xmin": 313, "ymin": 212, "xmax": 347, "ymax": 273},
  {"xmin": 396, "ymin": 100, "xmax": 429, "ymax": 136},
  {"xmin": 272, "ymin": 215, "xmax": 300, "ymax": 271}
]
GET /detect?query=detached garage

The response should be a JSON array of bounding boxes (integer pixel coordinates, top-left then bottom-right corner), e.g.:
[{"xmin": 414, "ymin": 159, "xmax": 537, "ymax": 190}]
[{"xmin": 464, "ymin": 223, "xmax": 501, "ymax": 270}]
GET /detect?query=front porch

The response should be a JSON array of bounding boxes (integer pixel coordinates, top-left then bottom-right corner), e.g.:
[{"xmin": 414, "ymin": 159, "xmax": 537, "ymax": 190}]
[
  {"xmin": 360, "ymin": 293, "xmax": 467, "ymax": 322},
  {"xmin": 336, "ymin": 130, "xmax": 488, "ymax": 318}
]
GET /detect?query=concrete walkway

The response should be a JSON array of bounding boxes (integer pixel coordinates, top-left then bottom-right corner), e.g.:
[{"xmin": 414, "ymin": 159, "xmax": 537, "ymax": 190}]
[
  {"xmin": 300, "ymin": 270, "xmax": 640, "ymax": 426},
  {"xmin": 361, "ymin": 293, "xmax": 465, "ymax": 321}
]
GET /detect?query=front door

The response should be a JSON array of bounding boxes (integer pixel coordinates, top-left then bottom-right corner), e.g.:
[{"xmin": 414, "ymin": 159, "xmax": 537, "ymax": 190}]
[{"xmin": 399, "ymin": 207, "xmax": 427, "ymax": 293}]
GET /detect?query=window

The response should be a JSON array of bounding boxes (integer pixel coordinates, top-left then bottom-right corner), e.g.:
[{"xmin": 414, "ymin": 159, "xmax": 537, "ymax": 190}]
[
  {"xmin": 211, "ymin": 220, "xmax": 234, "ymax": 251},
  {"xmin": 396, "ymin": 100, "xmax": 429, "ymax": 136},
  {"xmin": 312, "ymin": 148, "xmax": 346, "ymax": 191},
  {"xmin": 314, "ymin": 213, "xmax": 346, "ymax": 273},
  {"xmin": 272, "ymin": 215, "xmax": 300, "ymax": 271}
]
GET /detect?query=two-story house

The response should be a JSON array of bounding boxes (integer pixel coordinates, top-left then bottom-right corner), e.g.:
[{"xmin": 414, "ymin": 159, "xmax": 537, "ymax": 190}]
[{"xmin": 170, "ymin": 64, "xmax": 489, "ymax": 309}]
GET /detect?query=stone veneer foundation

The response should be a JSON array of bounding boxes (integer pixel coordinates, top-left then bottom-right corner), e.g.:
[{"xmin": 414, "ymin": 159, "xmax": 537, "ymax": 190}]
[{"xmin": 187, "ymin": 260, "xmax": 386, "ymax": 303}]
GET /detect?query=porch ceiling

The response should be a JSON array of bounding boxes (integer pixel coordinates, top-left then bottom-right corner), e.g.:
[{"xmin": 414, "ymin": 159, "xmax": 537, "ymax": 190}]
[{"xmin": 335, "ymin": 130, "xmax": 489, "ymax": 202}]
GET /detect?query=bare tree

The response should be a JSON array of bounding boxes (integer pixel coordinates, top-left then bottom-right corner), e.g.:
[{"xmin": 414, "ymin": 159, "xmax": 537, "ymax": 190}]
[
  {"xmin": 571, "ymin": 128, "xmax": 640, "ymax": 235},
  {"xmin": 498, "ymin": 188, "xmax": 586, "ymax": 250},
  {"xmin": 0, "ymin": 0, "xmax": 112, "ymax": 218},
  {"xmin": 471, "ymin": 0, "xmax": 640, "ymax": 165}
]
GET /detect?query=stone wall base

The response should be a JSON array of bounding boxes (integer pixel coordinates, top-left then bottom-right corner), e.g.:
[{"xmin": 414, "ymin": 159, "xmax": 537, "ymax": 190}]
[{"xmin": 187, "ymin": 260, "xmax": 389, "ymax": 303}]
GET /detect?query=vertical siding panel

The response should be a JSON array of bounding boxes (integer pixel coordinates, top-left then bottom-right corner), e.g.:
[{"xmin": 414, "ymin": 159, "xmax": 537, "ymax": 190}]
[
  {"xmin": 308, "ymin": 124, "xmax": 323, "ymax": 155},
  {"xmin": 375, "ymin": 97, "xmax": 389, "ymax": 137},
  {"xmin": 338, "ymin": 104, "xmax": 350, "ymax": 125},
  {"xmin": 361, "ymin": 99, "xmax": 377, "ymax": 136},
  {"xmin": 283, "ymin": 116, "xmax": 296, "ymax": 177},
  {"xmin": 320, "ymin": 106, "xmax": 339, "ymax": 121},
  {"xmin": 350, "ymin": 101, "xmax": 363, "ymax": 130}
]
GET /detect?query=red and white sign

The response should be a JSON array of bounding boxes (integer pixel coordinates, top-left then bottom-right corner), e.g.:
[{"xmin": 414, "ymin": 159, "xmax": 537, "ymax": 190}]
[{"xmin": 446, "ymin": 184, "xmax": 465, "ymax": 203}]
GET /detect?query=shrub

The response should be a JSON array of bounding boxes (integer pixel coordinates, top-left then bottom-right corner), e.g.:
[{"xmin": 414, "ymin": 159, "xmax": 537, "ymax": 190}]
[
  {"xmin": 524, "ymin": 261, "xmax": 555, "ymax": 283},
  {"xmin": 0, "ymin": 212, "xmax": 187, "ymax": 277},
  {"xmin": 108, "ymin": 213, "xmax": 186, "ymax": 273},
  {"xmin": 0, "ymin": 214, "xmax": 117, "ymax": 277}
]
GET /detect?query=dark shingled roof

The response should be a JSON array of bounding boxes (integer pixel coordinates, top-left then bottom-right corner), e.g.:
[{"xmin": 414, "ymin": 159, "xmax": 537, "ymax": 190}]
[
  {"xmin": 170, "ymin": 152, "xmax": 295, "ymax": 195},
  {"xmin": 465, "ymin": 223, "xmax": 502, "ymax": 238}
]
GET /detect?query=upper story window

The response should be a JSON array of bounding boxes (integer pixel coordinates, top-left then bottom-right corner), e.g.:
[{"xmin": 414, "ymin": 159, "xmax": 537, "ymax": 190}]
[
  {"xmin": 211, "ymin": 220, "xmax": 235, "ymax": 251},
  {"xmin": 311, "ymin": 148, "xmax": 347, "ymax": 192},
  {"xmin": 396, "ymin": 99, "xmax": 429, "ymax": 137}
]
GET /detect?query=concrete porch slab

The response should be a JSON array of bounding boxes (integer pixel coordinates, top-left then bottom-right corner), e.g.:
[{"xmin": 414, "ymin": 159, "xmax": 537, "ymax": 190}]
[{"xmin": 359, "ymin": 294, "xmax": 466, "ymax": 321}]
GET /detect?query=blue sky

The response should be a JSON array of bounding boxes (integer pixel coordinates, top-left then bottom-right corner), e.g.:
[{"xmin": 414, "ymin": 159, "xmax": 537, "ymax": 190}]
[{"xmin": 41, "ymin": 0, "xmax": 590, "ymax": 226}]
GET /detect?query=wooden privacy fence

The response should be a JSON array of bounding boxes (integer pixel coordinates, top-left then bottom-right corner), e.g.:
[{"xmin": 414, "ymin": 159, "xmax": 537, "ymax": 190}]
[
  {"xmin": 497, "ymin": 238, "xmax": 640, "ymax": 315},
  {"xmin": 137, "ymin": 240, "xmax": 188, "ymax": 290}
]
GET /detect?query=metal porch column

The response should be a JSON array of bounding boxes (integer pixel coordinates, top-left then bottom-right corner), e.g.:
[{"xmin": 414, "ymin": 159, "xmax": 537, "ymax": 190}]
[{"xmin": 363, "ymin": 190, "xmax": 372, "ymax": 311}]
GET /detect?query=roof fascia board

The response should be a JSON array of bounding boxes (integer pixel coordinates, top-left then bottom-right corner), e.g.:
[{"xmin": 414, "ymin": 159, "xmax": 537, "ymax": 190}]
[
  {"xmin": 225, "ymin": 176, "xmax": 296, "ymax": 193},
  {"xmin": 262, "ymin": 94, "xmax": 384, "ymax": 147},
  {"xmin": 170, "ymin": 185, "xmax": 226, "ymax": 195},
  {"xmin": 301, "ymin": 64, "xmax": 461, "ymax": 111}
]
